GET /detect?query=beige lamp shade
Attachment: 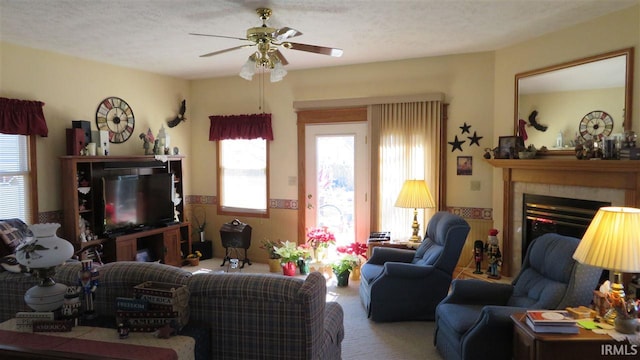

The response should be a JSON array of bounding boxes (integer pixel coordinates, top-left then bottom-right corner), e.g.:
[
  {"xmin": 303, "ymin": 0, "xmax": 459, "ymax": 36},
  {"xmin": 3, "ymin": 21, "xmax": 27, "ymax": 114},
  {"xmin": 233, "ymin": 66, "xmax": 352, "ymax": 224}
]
[
  {"xmin": 573, "ymin": 206, "xmax": 640, "ymax": 273},
  {"xmin": 394, "ymin": 180, "xmax": 435, "ymax": 209}
]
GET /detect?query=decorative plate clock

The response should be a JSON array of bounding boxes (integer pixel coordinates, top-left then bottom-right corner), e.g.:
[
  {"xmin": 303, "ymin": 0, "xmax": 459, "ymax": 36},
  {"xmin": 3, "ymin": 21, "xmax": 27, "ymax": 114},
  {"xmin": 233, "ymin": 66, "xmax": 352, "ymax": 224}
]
[
  {"xmin": 95, "ymin": 97, "xmax": 135, "ymax": 143},
  {"xmin": 578, "ymin": 110, "xmax": 613, "ymax": 141}
]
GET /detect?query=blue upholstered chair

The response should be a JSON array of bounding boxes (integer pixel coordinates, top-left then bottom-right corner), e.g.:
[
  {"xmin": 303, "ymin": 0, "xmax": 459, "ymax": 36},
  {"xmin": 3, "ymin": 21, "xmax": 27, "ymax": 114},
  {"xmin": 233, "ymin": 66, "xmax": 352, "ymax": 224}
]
[
  {"xmin": 359, "ymin": 211, "xmax": 470, "ymax": 322},
  {"xmin": 434, "ymin": 233, "xmax": 603, "ymax": 360}
]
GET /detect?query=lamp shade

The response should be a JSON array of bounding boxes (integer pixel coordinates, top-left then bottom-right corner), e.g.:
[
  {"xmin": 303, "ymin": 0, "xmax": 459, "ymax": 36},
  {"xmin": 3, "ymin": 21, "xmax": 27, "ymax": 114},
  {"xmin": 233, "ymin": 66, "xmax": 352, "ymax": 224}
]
[
  {"xmin": 16, "ymin": 223, "xmax": 74, "ymax": 269},
  {"xmin": 239, "ymin": 55, "xmax": 257, "ymax": 80},
  {"xmin": 394, "ymin": 180, "xmax": 435, "ymax": 209},
  {"xmin": 573, "ymin": 206, "xmax": 640, "ymax": 273}
]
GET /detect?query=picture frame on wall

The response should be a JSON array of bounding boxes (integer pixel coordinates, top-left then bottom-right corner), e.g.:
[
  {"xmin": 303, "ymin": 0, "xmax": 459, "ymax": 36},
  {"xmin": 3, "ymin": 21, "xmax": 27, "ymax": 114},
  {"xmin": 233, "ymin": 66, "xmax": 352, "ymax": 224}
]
[
  {"xmin": 497, "ymin": 136, "xmax": 525, "ymax": 159},
  {"xmin": 457, "ymin": 156, "xmax": 473, "ymax": 175}
]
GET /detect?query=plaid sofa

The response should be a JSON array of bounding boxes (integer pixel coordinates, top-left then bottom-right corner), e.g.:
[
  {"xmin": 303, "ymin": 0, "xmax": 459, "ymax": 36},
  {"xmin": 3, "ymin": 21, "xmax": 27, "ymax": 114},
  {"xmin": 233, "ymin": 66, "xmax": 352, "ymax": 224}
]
[{"xmin": 0, "ymin": 261, "xmax": 344, "ymax": 360}]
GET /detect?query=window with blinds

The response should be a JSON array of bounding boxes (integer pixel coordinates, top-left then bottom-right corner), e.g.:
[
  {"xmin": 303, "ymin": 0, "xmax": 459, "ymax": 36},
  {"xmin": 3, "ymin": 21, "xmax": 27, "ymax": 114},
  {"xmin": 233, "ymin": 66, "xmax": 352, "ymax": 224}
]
[
  {"xmin": 217, "ymin": 138, "xmax": 269, "ymax": 217},
  {"xmin": 0, "ymin": 134, "xmax": 31, "ymax": 223}
]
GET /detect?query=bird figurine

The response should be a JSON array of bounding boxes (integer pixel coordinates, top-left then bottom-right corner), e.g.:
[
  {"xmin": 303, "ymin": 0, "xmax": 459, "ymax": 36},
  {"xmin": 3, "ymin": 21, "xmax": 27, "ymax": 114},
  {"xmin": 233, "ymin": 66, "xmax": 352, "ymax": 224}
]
[
  {"xmin": 528, "ymin": 110, "xmax": 548, "ymax": 132},
  {"xmin": 167, "ymin": 99, "xmax": 186, "ymax": 128}
]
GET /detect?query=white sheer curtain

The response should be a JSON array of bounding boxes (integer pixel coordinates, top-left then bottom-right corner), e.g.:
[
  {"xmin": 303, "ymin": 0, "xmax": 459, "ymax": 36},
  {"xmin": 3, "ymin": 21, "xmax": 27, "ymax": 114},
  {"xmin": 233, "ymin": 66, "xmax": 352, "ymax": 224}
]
[{"xmin": 370, "ymin": 101, "xmax": 443, "ymax": 241}]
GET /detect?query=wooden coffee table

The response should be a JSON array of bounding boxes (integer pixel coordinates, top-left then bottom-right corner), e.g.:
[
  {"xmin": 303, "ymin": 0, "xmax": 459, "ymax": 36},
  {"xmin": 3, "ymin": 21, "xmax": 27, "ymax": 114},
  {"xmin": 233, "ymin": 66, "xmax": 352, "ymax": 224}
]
[
  {"xmin": 511, "ymin": 313, "xmax": 633, "ymax": 360},
  {"xmin": 0, "ymin": 318, "xmax": 194, "ymax": 360}
]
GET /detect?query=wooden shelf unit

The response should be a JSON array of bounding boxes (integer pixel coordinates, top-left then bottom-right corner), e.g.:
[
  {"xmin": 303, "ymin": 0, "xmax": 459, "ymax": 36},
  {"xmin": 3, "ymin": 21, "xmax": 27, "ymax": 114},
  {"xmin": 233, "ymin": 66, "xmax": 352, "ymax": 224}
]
[{"xmin": 60, "ymin": 155, "xmax": 189, "ymax": 265}]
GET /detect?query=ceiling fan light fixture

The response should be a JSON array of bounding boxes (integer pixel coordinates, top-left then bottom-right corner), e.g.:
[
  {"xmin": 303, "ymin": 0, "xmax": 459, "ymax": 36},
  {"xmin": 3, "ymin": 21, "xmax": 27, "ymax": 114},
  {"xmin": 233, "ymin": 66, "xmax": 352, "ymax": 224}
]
[
  {"xmin": 270, "ymin": 59, "xmax": 287, "ymax": 82},
  {"xmin": 239, "ymin": 54, "xmax": 257, "ymax": 80}
]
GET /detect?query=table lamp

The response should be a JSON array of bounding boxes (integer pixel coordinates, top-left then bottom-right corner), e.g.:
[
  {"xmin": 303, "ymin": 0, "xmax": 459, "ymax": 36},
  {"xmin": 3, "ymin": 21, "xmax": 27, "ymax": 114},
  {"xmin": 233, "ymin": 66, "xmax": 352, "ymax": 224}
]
[
  {"xmin": 573, "ymin": 206, "xmax": 640, "ymax": 331},
  {"xmin": 15, "ymin": 223, "xmax": 74, "ymax": 311},
  {"xmin": 394, "ymin": 179, "xmax": 435, "ymax": 244}
]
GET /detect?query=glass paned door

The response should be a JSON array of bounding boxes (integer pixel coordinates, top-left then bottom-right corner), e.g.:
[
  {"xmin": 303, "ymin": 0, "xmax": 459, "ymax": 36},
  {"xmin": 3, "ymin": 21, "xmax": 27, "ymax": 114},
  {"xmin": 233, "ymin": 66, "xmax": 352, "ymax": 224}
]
[{"xmin": 305, "ymin": 123, "xmax": 369, "ymax": 247}]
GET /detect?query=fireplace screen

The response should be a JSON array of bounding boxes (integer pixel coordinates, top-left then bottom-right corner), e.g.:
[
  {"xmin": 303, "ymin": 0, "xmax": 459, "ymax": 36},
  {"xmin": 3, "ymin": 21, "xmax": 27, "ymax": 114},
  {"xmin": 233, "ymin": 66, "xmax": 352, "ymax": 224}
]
[{"xmin": 522, "ymin": 194, "xmax": 609, "ymax": 262}]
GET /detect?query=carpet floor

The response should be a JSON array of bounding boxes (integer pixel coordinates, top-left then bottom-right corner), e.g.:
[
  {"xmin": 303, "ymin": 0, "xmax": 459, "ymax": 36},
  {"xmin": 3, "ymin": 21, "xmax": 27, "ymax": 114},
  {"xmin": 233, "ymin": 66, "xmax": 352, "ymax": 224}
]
[{"xmin": 188, "ymin": 258, "xmax": 444, "ymax": 360}]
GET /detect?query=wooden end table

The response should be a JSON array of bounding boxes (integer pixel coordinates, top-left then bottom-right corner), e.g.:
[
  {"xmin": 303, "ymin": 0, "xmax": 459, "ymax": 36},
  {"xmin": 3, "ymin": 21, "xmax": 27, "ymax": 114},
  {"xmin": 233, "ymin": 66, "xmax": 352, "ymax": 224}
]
[
  {"xmin": 511, "ymin": 313, "xmax": 633, "ymax": 360},
  {"xmin": 366, "ymin": 240, "xmax": 415, "ymax": 258}
]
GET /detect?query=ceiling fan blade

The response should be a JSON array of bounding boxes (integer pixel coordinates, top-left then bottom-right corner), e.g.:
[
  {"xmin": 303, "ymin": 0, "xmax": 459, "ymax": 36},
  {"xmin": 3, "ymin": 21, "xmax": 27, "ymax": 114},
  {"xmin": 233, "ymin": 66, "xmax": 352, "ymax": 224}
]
[
  {"xmin": 274, "ymin": 27, "xmax": 302, "ymax": 41},
  {"xmin": 272, "ymin": 49, "xmax": 289, "ymax": 66},
  {"xmin": 286, "ymin": 42, "xmax": 343, "ymax": 57},
  {"xmin": 189, "ymin": 32, "xmax": 249, "ymax": 42},
  {"xmin": 200, "ymin": 44, "xmax": 254, "ymax": 58}
]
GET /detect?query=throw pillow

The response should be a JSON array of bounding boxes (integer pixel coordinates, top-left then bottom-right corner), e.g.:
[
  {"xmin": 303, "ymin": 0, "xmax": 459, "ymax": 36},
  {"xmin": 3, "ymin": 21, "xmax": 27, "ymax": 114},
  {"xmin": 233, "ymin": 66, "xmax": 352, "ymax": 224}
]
[
  {"xmin": 0, "ymin": 254, "xmax": 28, "ymax": 273},
  {"xmin": 0, "ymin": 220, "xmax": 22, "ymax": 257}
]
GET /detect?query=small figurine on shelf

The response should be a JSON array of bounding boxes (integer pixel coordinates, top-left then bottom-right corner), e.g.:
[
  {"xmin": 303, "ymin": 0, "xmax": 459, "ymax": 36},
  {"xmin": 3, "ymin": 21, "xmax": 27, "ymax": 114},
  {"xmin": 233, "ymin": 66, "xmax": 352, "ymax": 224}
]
[
  {"xmin": 473, "ymin": 240, "xmax": 484, "ymax": 274},
  {"xmin": 61, "ymin": 286, "xmax": 82, "ymax": 325},
  {"xmin": 485, "ymin": 228, "xmax": 502, "ymax": 279}
]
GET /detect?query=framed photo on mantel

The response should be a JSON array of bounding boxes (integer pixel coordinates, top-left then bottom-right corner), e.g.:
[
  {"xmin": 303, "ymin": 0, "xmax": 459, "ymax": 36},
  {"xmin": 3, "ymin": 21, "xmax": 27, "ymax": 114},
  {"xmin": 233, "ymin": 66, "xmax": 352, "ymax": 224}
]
[{"xmin": 497, "ymin": 136, "xmax": 525, "ymax": 159}]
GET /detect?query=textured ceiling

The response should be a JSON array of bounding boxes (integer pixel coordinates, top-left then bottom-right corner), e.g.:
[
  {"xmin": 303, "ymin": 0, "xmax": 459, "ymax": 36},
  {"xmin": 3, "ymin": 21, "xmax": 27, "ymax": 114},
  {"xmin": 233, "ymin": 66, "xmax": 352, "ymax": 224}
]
[{"xmin": 0, "ymin": 0, "xmax": 637, "ymax": 80}]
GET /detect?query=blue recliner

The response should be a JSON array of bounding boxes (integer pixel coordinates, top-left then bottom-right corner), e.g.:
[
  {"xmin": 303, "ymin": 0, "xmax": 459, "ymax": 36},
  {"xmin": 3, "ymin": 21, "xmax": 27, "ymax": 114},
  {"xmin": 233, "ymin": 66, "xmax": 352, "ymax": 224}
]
[
  {"xmin": 434, "ymin": 233, "xmax": 603, "ymax": 360},
  {"xmin": 359, "ymin": 211, "xmax": 470, "ymax": 322}
]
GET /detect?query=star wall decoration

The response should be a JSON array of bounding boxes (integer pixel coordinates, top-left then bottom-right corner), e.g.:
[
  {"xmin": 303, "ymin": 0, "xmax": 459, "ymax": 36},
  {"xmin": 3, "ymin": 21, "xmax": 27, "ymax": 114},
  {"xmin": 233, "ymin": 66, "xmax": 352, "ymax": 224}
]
[
  {"xmin": 448, "ymin": 135, "xmax": 465, "ymax": 152},
  {"xmin": 459, "ymin": 122, "xmax": 472, "ymax": 134},
  {"xmin": 467, "ymin": 131, "xmax": 483, "ymax": 146}
]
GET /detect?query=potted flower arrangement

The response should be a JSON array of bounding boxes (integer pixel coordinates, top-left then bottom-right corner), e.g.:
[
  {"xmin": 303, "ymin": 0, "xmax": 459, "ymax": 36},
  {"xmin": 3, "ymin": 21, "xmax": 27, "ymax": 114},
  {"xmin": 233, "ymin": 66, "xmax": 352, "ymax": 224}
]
[
  {"xmin": 186, "ymin": 250, "xmax": 202, "ymax": 266},
  {"xmin": 261, "ymin": 239, "xmax": 283, "ymax": 272},
  {"xmin": 274, "ymin": 241, "xmax": 304, "ymax": 276},
  {"xmin": 336, "ymin": 242, "xmax": 368, "ymax": 280},
  {"xmin": 306, "ymin": 226, "xmax": 336, "ymax": 261},
  {"xmin": 331, "ymin": 254, "xmax": 359, "ymax": 287}
]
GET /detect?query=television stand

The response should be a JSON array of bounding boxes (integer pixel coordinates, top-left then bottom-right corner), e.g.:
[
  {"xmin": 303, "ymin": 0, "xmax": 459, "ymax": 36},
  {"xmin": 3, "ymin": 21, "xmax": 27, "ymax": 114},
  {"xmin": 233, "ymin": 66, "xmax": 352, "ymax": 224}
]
[
  {"xmin": 103, "ymin": 223, "xmax": 191, "ymax": 267},
  {"xmin": 60, "ymin": 155, "xmax": 189, "ymax": 265}
]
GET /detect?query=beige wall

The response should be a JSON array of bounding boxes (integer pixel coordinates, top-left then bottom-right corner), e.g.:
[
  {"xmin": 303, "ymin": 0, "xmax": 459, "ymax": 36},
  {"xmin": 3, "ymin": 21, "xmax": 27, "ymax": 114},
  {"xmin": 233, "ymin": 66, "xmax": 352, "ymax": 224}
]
[
  {"xmin": 190, "ymin": 52, "xmax": 496, "ymax": 260},
  {"xmin": 492, "ymin": 5, "xmax": 640, "ymax": 236},
  {"xmin": 0, "ymin": 42, "xmax": 192, "ymax": 213},
  {"xmin": 1, "ymin": 4, "xmax": 638, "ymax": 263}
]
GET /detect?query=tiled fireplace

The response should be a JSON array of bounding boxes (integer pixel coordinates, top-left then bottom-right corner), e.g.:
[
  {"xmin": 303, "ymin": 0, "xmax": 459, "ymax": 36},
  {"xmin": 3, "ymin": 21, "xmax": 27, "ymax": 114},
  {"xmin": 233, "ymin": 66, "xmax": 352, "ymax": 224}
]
[{"xmin": 489, "ymin": 158, "xmax": 640, "ymax": 276}]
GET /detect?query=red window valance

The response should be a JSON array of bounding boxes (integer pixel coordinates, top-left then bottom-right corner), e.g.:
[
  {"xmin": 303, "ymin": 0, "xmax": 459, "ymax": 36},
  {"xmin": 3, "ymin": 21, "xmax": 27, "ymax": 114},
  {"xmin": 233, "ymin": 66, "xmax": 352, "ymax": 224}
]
[
  {"xmin": 0, "ymin": 97, "xmax": 48, "ymax": 137},
  {"xmin": 209, "ymin": 113, "xmax": 274, "ymax": 141}
]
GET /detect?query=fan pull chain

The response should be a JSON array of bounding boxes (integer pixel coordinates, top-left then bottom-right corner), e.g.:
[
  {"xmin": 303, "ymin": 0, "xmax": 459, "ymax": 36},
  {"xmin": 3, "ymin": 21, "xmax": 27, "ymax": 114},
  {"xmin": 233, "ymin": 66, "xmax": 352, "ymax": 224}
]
[{"xmin": 258, "ymin": 67, "xmax": 264, "ymax": 112}]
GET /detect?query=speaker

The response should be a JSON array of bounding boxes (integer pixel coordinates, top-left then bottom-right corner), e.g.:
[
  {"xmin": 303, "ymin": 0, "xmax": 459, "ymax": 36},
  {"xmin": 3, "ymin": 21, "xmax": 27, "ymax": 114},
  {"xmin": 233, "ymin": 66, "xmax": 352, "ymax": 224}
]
[
  {"xmin": 72, "ymin": 120, "xmax": 91, "ymax": 145},
  {"xmin": 91, "ymin": 130, "xmax": 109, "ymax": 155},
  {"xmin": 66, "ymin": 128, "xmax": 86, "ymax": 155},
  {"xmin": 191, "ymin": 240, "xmax": 213, "ymax": 260}
]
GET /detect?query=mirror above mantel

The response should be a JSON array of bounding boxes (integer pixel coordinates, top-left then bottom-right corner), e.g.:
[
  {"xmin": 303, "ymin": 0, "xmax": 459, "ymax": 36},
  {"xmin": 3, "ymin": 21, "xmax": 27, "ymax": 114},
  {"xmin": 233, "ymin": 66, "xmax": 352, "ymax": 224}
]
[{"xmin": 515, "ymin": 47, "xmax": 634, "ymax": 156}]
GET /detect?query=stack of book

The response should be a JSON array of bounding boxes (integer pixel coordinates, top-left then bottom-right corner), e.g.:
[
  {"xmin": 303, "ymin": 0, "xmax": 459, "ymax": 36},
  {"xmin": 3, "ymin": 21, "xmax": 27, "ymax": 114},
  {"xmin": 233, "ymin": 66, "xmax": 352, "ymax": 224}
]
[{"xmin": 525, "ymin": 310, "xmax": 579, "ymax": 334}]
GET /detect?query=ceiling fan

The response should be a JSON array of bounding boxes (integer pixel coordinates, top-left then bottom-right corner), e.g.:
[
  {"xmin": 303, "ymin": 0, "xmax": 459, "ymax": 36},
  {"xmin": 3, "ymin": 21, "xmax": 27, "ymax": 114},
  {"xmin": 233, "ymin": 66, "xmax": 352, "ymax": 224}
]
[{"xmin": 190, "ymin": 8, "xmax": 343, "ymax": 82}]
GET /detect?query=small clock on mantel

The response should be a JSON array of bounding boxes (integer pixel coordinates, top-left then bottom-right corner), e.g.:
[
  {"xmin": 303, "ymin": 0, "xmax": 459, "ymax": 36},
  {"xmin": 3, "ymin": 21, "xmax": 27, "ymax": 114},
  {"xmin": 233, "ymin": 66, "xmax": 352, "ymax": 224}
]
[
  {"xmin": 95, "ymin": 96, "xmax": 135, "ymax": 143},
  {"xmin": 578, "ymin": 110, "xmax": 613, "ymax": 141}
]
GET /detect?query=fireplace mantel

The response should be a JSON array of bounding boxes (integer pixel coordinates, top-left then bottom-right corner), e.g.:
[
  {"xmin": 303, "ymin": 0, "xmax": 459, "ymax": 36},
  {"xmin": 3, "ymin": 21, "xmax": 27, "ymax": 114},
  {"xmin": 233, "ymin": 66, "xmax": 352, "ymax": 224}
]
[{"xmin": 488, "ymin": 158, "xmax": 640, "ymax": 276}]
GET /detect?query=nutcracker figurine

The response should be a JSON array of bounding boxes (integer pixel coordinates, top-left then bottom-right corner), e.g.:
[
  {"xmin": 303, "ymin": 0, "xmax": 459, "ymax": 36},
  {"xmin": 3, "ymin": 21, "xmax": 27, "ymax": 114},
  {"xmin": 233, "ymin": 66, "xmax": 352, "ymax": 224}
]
[
  {"xmin": 473, "ymin": 240, "xmax": 484, "ymax": 274},
  {"xmin": 485, "ymin": 229, "xmax": 502, "ymax": 279},
  {"xmin": 78, "ymin": 259, "xmax": 99, "ymax": 319}
]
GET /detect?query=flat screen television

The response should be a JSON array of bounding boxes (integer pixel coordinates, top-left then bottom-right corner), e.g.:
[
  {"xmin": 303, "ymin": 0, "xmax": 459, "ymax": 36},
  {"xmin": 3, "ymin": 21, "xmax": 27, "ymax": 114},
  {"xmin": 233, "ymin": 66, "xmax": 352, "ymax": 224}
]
[{"xmin": 102, "ymin": 173, "xmax": 175, "ymax": 235}]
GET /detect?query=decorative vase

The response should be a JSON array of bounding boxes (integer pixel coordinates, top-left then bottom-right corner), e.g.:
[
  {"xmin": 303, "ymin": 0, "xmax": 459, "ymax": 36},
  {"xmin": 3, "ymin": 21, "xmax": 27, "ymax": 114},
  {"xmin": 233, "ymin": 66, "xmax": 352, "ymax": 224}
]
[
  {"xmin": 313, "ymin": 247, "xmax": 328, "ymax": 262},
  {"xmin": 350, "ymin": 264, "xmax": 361, "ymax": 281},
  {"xmin": 297, "ymin": 259, "xmax": 311, "ymax": 275},
  {"xmin": 199, "ymin": 231, "xmax": 205, "ymax": 242},
  {"xmin": 614, "ymin": 317, "xmax": 640, "ymax": 334},
  {"xmin": 268, "ymin": 258, "xmax": 282, "ymax": 273},
  {"xmin": 282, "ymin": 261, "xmax": 297, "ymax": 276},
  {"xmin": 335, "ymin": 270, "xmax": 350, "ymax": 287}
]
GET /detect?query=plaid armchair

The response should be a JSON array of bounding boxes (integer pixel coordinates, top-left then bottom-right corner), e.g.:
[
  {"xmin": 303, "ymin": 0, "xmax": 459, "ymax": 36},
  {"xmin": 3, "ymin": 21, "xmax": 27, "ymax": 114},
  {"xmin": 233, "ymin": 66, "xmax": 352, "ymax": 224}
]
[{"xmin": 188, "ymin": 271, "xmax": 344, "ymax": 360}]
